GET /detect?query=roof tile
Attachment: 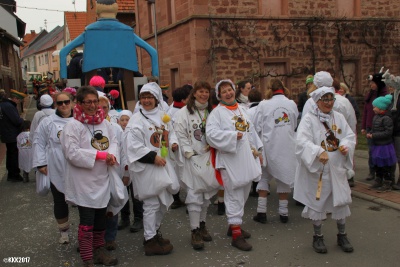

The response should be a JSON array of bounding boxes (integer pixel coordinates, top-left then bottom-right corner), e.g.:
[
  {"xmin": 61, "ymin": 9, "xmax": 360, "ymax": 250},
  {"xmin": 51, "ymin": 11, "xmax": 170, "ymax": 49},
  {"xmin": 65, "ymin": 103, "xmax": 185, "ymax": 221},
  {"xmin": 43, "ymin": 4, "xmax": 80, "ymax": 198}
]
[
  {"xmin": 117, "ymin": 0, "xmax": 135, "ymax": 13},
  {"xmin": 65, "ymin": 12, "xmax": 87, "ymax": 41}
]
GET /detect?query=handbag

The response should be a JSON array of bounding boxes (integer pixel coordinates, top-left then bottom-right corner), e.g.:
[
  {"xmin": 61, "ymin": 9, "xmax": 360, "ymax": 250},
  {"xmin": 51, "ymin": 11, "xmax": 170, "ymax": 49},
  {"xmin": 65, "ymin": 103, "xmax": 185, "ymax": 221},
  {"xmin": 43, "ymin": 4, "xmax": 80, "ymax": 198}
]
[
  {"xmin": 189, "ymin": 152, "xmax": 220, "ymax": 193},
  {"xmin": 108, "ymin": 166, "xmax": 128, "ymax": 207},
  {"xmin": 36, "ymin": 171, "xmax": 50, "ymax": 196},
  {"xmin": 330, "ymin": 164, "xmax": 352, "ymax": 207}
]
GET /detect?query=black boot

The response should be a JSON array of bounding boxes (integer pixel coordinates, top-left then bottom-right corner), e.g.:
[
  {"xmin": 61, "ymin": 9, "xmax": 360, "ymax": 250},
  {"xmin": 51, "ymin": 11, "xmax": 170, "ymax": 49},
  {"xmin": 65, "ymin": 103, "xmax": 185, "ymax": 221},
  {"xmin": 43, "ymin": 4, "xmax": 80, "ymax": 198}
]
[
  {"xmin": 368, "ymin": 176, "xmax": 382, "ymax": 190},
  {"xmin": 253, "ymin": 213, "xmax": 267, "ymax": 224},
  {"xmin": 337, "ymin": 233, "xmax": 354, "ymax": 252},
  {"xmin": 313, "ymin": 235, "xmax": 327, "ymax": 253},
  {"xmin": 217, "ymin": 201, "xmax": 225, "ymax": 215}
]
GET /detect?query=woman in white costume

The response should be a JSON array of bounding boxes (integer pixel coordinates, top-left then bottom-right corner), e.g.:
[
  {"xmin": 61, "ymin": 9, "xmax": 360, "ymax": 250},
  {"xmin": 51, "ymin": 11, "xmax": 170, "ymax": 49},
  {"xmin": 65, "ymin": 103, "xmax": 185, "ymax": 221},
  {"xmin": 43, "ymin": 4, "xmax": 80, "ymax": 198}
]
[
  {"xmin": 294, "ymin": 86, "xmax": 356, "ymax": 254},
  {"xmin": 174, "ymin": 81, "xmax": 219, "ymax": 250},
  {"xmin": 206, "ymin": 79, "xmax": 262, "ymax": 251},
  {"xmin": 252, "ymin": 79, "xmax": 298, "ymax": 224},
  {"xmin": 32, "ymin": 92, "xmax": 74, "ymax": 244},
  {"xmin": 61, "ymin": 86, "xmax": 118, "ymax": 266},
  {"xmin": 123, "ymin": 82, "xmax": 179, "ymax": 256}
]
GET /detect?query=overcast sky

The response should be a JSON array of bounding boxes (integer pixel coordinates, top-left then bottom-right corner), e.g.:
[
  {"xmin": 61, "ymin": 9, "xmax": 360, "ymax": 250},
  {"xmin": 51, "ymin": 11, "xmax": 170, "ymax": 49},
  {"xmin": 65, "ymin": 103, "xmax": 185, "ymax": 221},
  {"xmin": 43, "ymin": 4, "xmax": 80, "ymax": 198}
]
[{"xmin": 16, "ymin": 0, "xmax": 86, "ymax": 34}]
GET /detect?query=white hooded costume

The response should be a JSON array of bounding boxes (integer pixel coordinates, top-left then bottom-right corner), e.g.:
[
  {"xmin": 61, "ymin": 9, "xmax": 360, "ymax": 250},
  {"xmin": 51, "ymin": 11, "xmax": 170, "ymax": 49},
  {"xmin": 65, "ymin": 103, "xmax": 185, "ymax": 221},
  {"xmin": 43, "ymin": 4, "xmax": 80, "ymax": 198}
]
[
  {"xmin": 123, "ymin": 82, "xmax": 180, "ymax": 240},
  {"xmin": 206, "ymin": 79, "xmax": 262, "ymax": 225},
  {"xmin": 33, "ymin": 113, "xmax": 74, "ymax": 193},
  {"xmin": 294, "ymin": 86, "xmax": 356, "ymax": 220}
]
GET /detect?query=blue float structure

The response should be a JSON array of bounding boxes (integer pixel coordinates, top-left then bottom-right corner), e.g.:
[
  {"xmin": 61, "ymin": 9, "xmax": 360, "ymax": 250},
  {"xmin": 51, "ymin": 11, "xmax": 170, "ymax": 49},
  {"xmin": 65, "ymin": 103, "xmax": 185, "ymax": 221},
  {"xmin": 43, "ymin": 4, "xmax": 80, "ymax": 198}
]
[{"xmin": 59, "ymin": 0, "xmax": 158, "ymax": 108}]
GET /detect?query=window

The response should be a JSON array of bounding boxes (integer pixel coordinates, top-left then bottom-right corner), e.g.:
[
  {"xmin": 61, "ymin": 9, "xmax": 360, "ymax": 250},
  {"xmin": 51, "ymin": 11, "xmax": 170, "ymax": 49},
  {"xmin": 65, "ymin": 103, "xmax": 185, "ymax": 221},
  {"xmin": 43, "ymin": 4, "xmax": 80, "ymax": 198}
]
[
  {"xmin": 170, "ymin": 68, "xmax": 179, "ymax": 91},
  {"xmin": 1, "ymin": 42, "xmax": 10, "ymax": 67},
  {"xmin": 261, "ymin": 0, "xmax": 288, "ymax": 16},
  {"xmin": 260, "ymin": 59, "xmax": 290, "ymax": 96},
  {"xmin": 45, "ymin": 54, "xmax": 48, "ymax": 64},
  {"xmin": 340, "ymin": 60, "xmax": 360, "ymax": 96},
  {"xmin": 167, "ymin": 0, "xmax": 176, "ymax": 24},
  {"xmin": 148, "ymin": 2, "xmax": 154, "ymax": 34},
  {"xmin": 337, "ymin": 0, "xmax": 360, "ymax": 17}
]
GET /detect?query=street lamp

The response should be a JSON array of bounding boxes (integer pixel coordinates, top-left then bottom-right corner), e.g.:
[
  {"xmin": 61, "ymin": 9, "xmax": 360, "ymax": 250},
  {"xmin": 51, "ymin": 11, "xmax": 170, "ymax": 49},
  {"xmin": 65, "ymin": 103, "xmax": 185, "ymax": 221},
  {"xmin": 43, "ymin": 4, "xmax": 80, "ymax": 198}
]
[{"xmin": 146, "ymin": 0, "xmax": 160, "ymax": 81}]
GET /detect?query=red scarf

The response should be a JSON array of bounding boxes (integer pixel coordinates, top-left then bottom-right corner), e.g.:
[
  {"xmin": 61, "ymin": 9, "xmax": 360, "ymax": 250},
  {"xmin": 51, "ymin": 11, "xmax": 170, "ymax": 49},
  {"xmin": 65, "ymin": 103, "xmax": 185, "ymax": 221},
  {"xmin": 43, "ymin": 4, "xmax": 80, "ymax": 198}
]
[
  {"xmin": 273, "ymin": 89, "xmax": 284, "ymax": 95},
  {"xmin": 73, "ymin": 104, "xmax": 105, "ymax": 125},
  {"xmin": 173, "ymin": 101, "xmax": 185, "ymax": 109}
]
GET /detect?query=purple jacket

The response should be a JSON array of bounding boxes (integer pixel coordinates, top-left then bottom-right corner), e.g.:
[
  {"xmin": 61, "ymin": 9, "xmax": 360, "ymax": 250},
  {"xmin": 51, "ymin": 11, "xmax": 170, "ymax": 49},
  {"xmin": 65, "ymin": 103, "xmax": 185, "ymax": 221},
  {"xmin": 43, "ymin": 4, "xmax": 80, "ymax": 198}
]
[{"xmin": 362, "ymin": 88, "xmax": 388, "ymax": 131}]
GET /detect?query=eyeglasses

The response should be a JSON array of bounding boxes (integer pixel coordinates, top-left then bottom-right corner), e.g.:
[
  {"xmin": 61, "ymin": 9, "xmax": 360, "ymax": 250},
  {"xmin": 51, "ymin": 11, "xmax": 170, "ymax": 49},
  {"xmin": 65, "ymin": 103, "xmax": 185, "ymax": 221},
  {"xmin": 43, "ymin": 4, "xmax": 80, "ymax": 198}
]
[
  {"xmin": 56, "ymin": 100, "xmax": 71, "ymax": 106},
  {"xmin": 319, "ymin": 98, "xmax": 336, "ymax": 104},
  {"xmin": 140, "ymin": 96, "xmax": 155, "ymax": 100},
  {"xmin": 81, "ymin": 100, "xmax": 99, "ymax": 106}
]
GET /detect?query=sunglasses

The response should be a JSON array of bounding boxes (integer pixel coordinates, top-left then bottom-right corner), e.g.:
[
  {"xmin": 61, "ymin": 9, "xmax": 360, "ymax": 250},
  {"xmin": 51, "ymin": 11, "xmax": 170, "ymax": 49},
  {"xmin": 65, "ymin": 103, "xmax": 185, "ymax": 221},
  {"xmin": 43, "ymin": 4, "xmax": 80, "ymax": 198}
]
[{"xmin": 56, "ymin": 100, "xmax": 71, "ymax": 106}]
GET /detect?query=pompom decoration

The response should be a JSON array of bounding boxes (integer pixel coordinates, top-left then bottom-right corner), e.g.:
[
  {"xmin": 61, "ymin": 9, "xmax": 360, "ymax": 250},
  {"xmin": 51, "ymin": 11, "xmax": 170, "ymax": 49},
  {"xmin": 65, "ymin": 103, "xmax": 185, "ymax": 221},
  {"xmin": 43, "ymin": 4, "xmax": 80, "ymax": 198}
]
[
  {"xmin": 109, "ymin": 89, "xmax": 119, "ymax": 99},
  {"xmin": 63, "ymin": 87, "xmax": 77, "ymax": 96},
  {"xmin": 162, "ymin": 113, "xmax": 171, "ymax": 123},
  {"xmin": 161, "ymin": 141, "xmax": 168, "ymax": 158}
]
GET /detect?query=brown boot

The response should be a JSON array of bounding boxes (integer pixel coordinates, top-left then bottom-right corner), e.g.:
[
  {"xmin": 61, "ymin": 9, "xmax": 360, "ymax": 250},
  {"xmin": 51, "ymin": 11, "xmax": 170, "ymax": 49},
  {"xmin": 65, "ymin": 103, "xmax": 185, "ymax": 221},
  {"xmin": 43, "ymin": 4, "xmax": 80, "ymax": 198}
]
[
  {"xmin": 81, "ymin": 260, "xmax": 94, "ymax": 267},
  {"xmin": 144, "ymin": 236, "xmax": 173, "ymax": 256},
  {"xmin": 93, "ymin": 247, "xmax": 118, "ymax": 266},
  {"xmin": 191, "ymin": 228, "xmax": 204, "ymax": 250},
  {"xmin": 231, "ymin": 235, "xmax": 252, "ymax": 251},
  {"xmin": 227, "ymin": 226, "xmax": 251, "ymax": 239},
  {"xmin": 105, "ymin": 240, "xmax": 117, "ymax": 251},
  {"xmin": 199, "ymin": 221, "xmax": 212, "ymax": 242}
]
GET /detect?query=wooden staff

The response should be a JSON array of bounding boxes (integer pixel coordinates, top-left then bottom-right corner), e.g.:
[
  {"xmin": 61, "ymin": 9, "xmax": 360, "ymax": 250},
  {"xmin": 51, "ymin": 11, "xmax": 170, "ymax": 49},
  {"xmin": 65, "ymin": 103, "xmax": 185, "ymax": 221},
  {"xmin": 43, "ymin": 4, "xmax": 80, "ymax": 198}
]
[
  {"xmin": 316, "ymin": 165, "xmax": 325, "ymax": 200},
  {"xmin": 118, "ymin": 80, "xmax": 125, "ymax": 110}
]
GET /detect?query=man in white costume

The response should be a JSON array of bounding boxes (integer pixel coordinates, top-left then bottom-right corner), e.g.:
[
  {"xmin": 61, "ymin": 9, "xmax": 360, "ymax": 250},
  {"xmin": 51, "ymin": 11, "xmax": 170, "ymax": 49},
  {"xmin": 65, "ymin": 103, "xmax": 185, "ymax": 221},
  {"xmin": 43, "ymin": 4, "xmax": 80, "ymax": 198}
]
[
  {"xmin": 174, "ymin": 81, "xmax": 219, "ymax": 250},
  {"xmin": 294, "ymin": 85, "xmax": 356, "ymax": 254},
  {"xmin": 123, "ymin": 82, "xmax": 179, "ymax": 256},
  {"xmin": 61, "ymin": 86, "xmax": 118, "ymax": 266},
  {"xmin": 252, "ymin": 79, "xmax": 298, "ymax": 224},
  {"xmin": 206, "ymin": 79, "xmax": 262, "ymax": 251}
]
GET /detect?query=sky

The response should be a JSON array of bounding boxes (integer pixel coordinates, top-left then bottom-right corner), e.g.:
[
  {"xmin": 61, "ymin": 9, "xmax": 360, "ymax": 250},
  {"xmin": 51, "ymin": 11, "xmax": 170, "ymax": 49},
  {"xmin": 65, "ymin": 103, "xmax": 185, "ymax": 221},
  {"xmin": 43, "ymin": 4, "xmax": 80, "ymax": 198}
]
[{"xmin": 15, "ymin": 0, "xmax": 86, "ymax": 34}]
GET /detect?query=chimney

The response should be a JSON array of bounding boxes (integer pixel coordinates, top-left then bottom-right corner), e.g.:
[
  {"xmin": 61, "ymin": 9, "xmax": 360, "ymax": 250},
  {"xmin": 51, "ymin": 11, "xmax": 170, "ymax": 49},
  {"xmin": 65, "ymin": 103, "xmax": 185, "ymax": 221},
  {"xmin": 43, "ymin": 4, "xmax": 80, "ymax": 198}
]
[{"xmin": 30, "ymin": 30, "xmax": 36, "ymax": 34}]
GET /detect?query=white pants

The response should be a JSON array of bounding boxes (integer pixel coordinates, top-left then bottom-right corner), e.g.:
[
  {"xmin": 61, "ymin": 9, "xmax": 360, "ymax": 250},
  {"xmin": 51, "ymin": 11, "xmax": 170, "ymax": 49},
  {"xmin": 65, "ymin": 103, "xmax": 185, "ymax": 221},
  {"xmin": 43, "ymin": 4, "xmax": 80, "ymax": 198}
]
[
  {"xmin": 221, "ymin": 169, "xmax": 252, "ymax": 225},
  {"xmin": 143, "ymin": 196, "xmax": 167, "ymax": 241},
  {"xmin": 257, "ymin": 169, "xmax": 291, "ymax": 193}
]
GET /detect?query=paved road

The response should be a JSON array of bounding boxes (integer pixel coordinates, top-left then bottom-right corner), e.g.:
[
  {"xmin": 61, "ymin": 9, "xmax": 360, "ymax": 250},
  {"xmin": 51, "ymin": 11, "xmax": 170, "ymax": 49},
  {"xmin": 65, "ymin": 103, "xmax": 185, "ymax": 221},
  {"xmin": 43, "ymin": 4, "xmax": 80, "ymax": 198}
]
[{"xmin": 0, "ymin": 97, "xmax": 399, "ymax": 267}]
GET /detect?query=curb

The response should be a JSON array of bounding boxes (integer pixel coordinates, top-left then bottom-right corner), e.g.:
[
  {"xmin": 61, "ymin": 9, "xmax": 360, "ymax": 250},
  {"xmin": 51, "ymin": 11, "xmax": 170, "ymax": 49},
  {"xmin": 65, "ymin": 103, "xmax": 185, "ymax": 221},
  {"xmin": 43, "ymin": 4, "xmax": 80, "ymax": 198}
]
[{"xmin": 351, "ymin": 186, "xmax": 400, "ymax": 211}]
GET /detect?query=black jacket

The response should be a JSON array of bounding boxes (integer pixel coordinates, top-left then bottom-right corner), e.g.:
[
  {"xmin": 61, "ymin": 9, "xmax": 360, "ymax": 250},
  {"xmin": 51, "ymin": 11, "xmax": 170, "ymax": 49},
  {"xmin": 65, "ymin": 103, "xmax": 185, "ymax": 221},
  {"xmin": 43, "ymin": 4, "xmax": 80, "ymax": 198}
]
[
  {"xmin": 67, "ymin": 53, "xmax": 83, "ymax": 79},
  {"xmin": 0, "ymin": 99, "xmax": 23, "ymax": 143},
  {"xmin": 371, "ymin": 114, "xmax": 393, "ymax": 145}
]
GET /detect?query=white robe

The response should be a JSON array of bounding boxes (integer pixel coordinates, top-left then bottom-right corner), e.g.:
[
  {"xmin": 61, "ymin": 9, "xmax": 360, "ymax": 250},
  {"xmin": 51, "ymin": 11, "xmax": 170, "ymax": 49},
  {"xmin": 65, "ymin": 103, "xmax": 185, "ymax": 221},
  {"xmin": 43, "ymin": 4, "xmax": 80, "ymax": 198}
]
[
  {"xmin": 253, "ymin": 95, "xmax": 299, "ymax": 186},
  {"xmin": 17, "ymin": 131, "xmax": 32, "ymax": 173},
  {"xmin": 123, "ymin": 110, "xmax": 179, "ymax": 207},
  {"xmin": 174, "ymin": 106, "xmax": 218, "ymax": 195},
  {"xmin": 29, "ymin": 108, "xmax": 55, "ymax": 142},
  {"xmin": 61, "ymin": 119, "xmax": 118, "ymax": 208},
  {"xmin": 206, "ymin": 104, "xmax": 262, "ymax": 190},
  {"xmin": 302, "ymin": 95, "xmax": 357, "ymax": 134},
  {"xmin": 294, "ymin": 110, "xmax": 355, "ymax": 213},
  {"xmin": 32, "ymin": 114, "xmax": 74, "ymax": 193}
]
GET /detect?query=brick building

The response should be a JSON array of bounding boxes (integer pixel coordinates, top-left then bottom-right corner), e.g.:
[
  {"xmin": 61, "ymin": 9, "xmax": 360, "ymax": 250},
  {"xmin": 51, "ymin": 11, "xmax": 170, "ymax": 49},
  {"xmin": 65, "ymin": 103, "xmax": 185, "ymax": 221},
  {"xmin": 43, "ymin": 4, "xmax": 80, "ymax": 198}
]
[
  {"xmin": 135, "ymin": 0, "xmax": 400, "ymax": 100},
  {"xmin": 0, "ymin": 1, "xmax": 25, "ymax": 95}
]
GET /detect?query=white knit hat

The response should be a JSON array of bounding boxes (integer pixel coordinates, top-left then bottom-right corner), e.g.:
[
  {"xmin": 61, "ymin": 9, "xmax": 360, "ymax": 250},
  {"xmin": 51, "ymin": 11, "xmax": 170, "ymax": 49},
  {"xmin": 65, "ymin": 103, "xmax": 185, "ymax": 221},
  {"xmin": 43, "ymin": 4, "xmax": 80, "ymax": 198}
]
[
  {"xmin": 313, "ymin": 71, "xmax": 333, "ymax": 88},
  {"xmin": 215, "ymin": 79, "xmax": 236, "ymax": 100},
  {"xmin": 119, "ymin": 109, "xmax": 132, "ymax": 119},
  {"xmin": 140, "ymin": 82, "xmax": 163, "ymax": 103},
  {"xmin": 40, "ymin": 94, "xmax": 53, "ymax": 107}
]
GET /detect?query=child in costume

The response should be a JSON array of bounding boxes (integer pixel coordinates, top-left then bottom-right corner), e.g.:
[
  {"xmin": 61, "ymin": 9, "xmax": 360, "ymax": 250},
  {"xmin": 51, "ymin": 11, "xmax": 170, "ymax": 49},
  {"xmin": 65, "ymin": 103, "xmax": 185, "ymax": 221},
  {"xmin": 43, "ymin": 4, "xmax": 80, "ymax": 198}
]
[
  {"xmin": 17, "ymin": 120, "xmax": 32, "ymax": 182},
  {"xmin": 367, "ymin": 94, "xmax": 397, "ymax": 192}
]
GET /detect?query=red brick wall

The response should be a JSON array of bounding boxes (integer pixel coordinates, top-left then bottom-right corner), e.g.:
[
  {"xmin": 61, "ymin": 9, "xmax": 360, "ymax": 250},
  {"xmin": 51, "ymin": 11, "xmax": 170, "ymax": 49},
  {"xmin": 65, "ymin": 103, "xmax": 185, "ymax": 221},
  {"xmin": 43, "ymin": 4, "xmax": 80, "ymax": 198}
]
[{"xmin": 136, "ymin": 0, "xmax": 400, "ymax": 101}]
